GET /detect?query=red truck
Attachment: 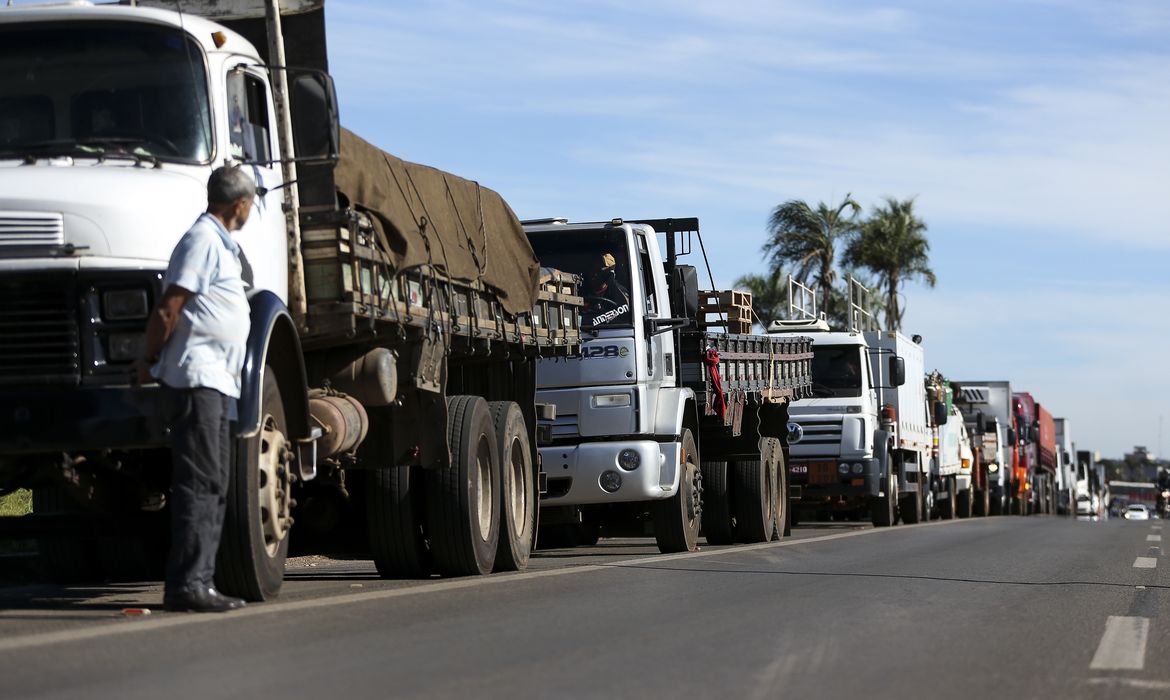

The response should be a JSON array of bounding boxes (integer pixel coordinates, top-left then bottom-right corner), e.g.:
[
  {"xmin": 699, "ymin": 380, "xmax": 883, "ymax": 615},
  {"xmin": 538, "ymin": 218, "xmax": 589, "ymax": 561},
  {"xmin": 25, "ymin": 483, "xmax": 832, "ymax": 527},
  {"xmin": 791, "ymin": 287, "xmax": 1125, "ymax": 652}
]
[{"xmin": 1012, "ymin": 392, "xmax": 1057, "ymax": 514}]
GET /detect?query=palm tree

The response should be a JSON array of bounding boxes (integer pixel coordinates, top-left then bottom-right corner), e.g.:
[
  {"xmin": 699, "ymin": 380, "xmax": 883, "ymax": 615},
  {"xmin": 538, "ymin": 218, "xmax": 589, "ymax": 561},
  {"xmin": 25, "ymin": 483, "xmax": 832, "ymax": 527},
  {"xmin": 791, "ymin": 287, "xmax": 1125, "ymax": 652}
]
[
  {"xmin": 844, "ymin": 197, "xmax": 936, "ymax": 331},
  {"xmin": 762, "ymin": 195, "xmax": 862, "ymax": 316},
  {"xmin": 733, "ymin": 272, "xmax": 787, "ymax": 330}
]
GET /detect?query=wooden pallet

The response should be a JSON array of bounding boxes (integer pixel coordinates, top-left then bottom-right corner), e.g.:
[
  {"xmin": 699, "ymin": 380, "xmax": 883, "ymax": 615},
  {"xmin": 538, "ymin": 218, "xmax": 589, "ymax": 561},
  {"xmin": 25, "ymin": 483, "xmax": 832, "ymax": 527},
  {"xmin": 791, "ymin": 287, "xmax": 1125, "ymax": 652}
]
[{"xmin": 698, "ymin": 289, "xmax": 754, "ymax": 334}]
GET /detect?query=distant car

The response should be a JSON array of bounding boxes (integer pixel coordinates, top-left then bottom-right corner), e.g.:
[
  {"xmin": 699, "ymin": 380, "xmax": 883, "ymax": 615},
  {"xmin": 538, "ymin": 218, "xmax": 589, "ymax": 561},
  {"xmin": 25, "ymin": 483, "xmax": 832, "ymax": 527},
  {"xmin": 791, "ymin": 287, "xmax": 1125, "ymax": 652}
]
[
  {"xmin": 1123, "ymin": 504, "xmax": 1150, "ymax": 521},
  {"xmin": 1076, "ymin": 495, "xmax": 1093, "ymax": 516}
]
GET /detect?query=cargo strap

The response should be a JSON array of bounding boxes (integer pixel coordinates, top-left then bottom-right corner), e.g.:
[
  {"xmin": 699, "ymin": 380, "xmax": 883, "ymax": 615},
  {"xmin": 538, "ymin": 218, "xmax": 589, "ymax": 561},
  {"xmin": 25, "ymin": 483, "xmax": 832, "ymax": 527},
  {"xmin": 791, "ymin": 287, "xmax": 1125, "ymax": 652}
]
[{"xmin": 703, "ymin": 348, "xmax": 728, "ymax": 421}]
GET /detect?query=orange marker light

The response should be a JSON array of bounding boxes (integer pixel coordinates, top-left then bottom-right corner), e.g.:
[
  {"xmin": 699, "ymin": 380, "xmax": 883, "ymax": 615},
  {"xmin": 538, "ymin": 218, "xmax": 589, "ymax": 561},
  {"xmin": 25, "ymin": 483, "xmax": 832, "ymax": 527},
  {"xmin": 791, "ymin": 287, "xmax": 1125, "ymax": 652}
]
[{"xmin": 211, "ymin": 31, "xmax": 227, "ymax": 48}]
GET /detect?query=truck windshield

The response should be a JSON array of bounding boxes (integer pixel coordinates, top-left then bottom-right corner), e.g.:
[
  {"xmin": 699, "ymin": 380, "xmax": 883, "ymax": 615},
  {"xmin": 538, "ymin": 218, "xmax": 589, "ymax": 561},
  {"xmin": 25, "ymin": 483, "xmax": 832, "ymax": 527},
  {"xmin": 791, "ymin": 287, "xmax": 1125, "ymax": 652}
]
[
  {"xmin": 528, "ymin": 229, "xmax": 633, "ymax": 330},
  {"xmin": 810, "ymin": 345, "xmax": 863, "ymax": 398},
  {"xmin": 0, "ymin": 23, "xmax": 212, "ymax": 163}
]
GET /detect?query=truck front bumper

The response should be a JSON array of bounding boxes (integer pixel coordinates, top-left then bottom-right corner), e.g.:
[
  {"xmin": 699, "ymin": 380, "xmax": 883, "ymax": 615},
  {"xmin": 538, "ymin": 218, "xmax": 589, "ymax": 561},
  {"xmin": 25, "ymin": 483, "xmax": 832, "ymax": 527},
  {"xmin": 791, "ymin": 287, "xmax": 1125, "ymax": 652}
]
[
  {"xmin": 0, "ymin": 385, "xmax": 170, "ymax": 454},
  {"xmin": 540, "ymin": 439, "xmax": 681, "ymax": 506},
  {"xmin": 789, "ymin": 458, "xmax": 881, "ymax": 500}
]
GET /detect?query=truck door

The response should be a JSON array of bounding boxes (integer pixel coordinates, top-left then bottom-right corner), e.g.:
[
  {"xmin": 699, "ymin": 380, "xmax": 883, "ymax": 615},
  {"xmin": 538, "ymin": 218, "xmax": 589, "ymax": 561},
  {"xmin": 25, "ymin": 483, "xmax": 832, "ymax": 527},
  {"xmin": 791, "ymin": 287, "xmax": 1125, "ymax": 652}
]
[{"xmin": 225, "ymin": 66, "xmax": 287, "ymax": 297}]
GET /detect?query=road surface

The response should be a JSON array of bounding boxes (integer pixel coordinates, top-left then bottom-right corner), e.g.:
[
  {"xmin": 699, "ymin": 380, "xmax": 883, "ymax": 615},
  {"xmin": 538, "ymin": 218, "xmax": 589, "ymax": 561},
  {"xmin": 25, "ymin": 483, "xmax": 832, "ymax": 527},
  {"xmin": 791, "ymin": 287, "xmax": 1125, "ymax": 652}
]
[{"xmin": 1, "ymin": 515, "xmax": 1166, "ymax": 699}]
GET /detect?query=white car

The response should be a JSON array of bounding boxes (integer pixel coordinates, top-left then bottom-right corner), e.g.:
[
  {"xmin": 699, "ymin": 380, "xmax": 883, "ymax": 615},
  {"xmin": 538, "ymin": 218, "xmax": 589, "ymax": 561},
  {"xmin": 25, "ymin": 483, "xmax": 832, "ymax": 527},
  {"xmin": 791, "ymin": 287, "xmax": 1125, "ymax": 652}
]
[
  {"xmin": 1123, "ymin": 504, "xmax": 1150, "ymax": 521},
  {"xmin": 1076, "ymin": 495, "xmax": 1094, "ymax": 516}
]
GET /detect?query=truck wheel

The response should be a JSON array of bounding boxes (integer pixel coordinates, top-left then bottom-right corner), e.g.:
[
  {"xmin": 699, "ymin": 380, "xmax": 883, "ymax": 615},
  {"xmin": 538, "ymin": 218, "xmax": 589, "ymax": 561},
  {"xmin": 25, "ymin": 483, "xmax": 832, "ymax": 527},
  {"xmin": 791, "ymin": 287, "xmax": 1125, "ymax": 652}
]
[
  {"xmin": 32, "ymin": 487, "xmax": 103, "ymax": 583},
  {"xmin": 489, "ymin": 401, "xmax": 534, "ymax": 572},
  {"xmin": 733, "ymin": 442, "xmax": 777, "ymax": 544},
  {"xmin": 367, "ymin": 465, "xmax": 432, "ymax": 578},
  {"xmin": 989, "ymin": 487, "xmax": 1004, "ymax": 516},
  {"xmin": 899, "ymin": 491, "xmax": 923, "ymax": 524},
  {"xmin": 700, "ymin": 460, "xmax": 734, "ymax": 545},
  {"xmin": 973, "ymin": 489, "xmax": 987, "ymax": 517},
  {"xmin": 427, "ymin": 395, "xmax": 500, "ymax": 576},
  {"xmin": 956, "ymin": 486, "xmax": 972, "ymax": 518},
  {"xmin": 870, "ymin": 473, "xmax": 897, "ymax": 527},
  {"xmin": 217, "ymin": 366, "xmax": 292, "ymax": 601},
  {"xmin": 939, "ymin": 477, "xmax": 956, "ymax": 520},
  {"xmin": 653, "ymin": 429, "xmax": 701, "ymax": 553},
  {"xmin": 766, "ymin": 440, "xmax": 787, "ymax": 541}
]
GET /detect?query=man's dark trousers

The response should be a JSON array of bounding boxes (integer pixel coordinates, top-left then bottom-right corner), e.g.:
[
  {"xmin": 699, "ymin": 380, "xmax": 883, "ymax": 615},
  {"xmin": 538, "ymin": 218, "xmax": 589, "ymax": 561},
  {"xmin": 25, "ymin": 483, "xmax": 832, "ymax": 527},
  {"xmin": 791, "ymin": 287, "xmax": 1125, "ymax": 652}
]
[{"xmin": 165, "ymin": 387, "xmax": 233, "ymax": 596}]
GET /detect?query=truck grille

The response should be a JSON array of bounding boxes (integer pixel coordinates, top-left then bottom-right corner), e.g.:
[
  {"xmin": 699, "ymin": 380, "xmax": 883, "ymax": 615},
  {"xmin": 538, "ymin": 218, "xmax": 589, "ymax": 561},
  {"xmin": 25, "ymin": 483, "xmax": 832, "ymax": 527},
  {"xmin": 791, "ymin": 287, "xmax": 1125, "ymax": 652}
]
[
  {"xmin": 0, "ymin": 276, "xmax": 80, "ymax": 384},
  {"xmin": 0, "ymin": 211, "xmax": 65, "ymax": 248},
  {"xmin": 796, "ymin": 419, "xmax": 842, "ymax": 447}
]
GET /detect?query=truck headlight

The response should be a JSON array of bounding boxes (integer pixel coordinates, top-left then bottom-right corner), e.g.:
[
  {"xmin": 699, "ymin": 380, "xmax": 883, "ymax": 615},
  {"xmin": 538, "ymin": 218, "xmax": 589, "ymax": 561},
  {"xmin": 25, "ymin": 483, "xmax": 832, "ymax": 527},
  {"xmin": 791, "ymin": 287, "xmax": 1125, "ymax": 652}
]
[
  {"xmin": 108, "ymin": 332, "xmax": 144, "ymax": 362},
  {"xmin": 988, "ymin": 463, "xmax": 1000, "ymax": 473},
  {"xmin": 593, "ymin": 393, "xmax": 631, "ymax": 408},
  {"xmin": 851, "ymin": 463, "xmax": 865, "ymax": 474},
  {"xmin": 599, "ymin": 470, "xmax": 622, "ymax": 493},
  {"xmin": 617, "ymin": 449, "xmax": 641, "ymax": 470},
  {"xmin": 103, "ymin": 289, "xmax": 150, "ymax": 320},
  {"xmin": 838, "ymin": 463, "xmax": 851, "ymax": 475}
]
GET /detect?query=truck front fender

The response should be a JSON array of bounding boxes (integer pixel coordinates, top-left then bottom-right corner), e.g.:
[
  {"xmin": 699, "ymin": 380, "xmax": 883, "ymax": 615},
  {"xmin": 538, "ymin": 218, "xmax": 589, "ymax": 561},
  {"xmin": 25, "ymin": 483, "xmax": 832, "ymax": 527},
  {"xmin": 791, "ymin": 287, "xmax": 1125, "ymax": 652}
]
[
  {"xmin": 237, "ymin": 290, "xmax": 311, "ymax": 450},
  {"xmin": 653, "ymin": 387, "xmax": 697, "ymax": 440}
]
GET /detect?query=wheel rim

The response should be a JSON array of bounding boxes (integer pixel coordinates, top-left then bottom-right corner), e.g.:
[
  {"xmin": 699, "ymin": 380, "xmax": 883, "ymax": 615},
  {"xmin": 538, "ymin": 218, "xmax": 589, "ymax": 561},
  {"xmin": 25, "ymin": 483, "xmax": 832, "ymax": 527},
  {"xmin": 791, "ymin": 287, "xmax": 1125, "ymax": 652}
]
[
  {"xmin": 257, "ymin": 414, "xmax": 293, "ymax": 558},
  {"xmin": 475, "ymin": 436, "xmax": 494, "ymax": 541},
  {"xmin": 683, "ymin": 449, "xmax": 702, "ymax": 525},
  {"xmin": 507, "ymin": 436, "xmax": 527, "ymax": 536}
]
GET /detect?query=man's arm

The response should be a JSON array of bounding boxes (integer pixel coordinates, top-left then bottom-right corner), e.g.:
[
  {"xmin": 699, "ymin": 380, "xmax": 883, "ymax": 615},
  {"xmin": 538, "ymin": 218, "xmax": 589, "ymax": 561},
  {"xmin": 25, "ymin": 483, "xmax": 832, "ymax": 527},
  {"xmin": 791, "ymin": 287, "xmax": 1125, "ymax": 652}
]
[{"xmin": 130, "ymin": 285, "xmax": 195, "ymax": 386}]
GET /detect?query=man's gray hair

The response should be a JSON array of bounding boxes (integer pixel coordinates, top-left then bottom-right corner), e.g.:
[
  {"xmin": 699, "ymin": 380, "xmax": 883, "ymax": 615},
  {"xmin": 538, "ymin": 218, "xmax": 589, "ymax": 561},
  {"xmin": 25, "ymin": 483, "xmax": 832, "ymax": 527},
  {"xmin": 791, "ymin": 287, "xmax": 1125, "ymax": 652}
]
[{"xmin": 207, "ymin": 165, "xmax": 257, "ymax": 206}]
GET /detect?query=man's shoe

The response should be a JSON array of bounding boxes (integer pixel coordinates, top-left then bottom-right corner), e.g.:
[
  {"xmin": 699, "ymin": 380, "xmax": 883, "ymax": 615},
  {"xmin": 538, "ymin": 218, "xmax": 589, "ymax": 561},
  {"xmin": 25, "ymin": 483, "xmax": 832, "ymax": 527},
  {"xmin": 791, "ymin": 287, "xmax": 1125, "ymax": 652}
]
[{"xmin": 163, "ymin": 587, "xmax": 247, "ymax": 613}]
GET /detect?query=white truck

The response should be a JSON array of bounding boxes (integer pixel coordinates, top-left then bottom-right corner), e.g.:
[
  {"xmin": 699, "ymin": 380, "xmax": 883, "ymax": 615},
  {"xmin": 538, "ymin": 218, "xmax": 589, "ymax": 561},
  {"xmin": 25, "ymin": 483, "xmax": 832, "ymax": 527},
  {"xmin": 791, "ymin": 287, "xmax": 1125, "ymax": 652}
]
[
  {"xmin": 524, "ymin": 217, "xmax": 813, "ymax": 552},
  {"xmin": 953, "ymin": 382, "xmax": 1016, "ymax": 516},
  {"xmin": 0, "ymin": 0, "xmax": 582, "ymax": 597},
  {"xmin": 925, "ymin": 372, "xmax": 976, "ymax": 519},
  {"xmin": 770, "ymin": 280, "xmax": 931, "ymax": 527},
  {"xmin": 1054, "ymin": 417, "xmax": 1075, "ymax": 515}
]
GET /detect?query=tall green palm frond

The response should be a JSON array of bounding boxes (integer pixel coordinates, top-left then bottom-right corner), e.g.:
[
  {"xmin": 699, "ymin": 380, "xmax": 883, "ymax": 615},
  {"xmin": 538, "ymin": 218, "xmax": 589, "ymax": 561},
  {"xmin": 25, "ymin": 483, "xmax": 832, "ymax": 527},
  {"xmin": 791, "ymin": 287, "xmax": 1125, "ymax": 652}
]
[
  {"xmin": 761, "ymin": 195, "xmax": 861, "ymax": 315},
  {"xmin": 843, "ymin": 196, "xmax": 936, "ymax": 331}
]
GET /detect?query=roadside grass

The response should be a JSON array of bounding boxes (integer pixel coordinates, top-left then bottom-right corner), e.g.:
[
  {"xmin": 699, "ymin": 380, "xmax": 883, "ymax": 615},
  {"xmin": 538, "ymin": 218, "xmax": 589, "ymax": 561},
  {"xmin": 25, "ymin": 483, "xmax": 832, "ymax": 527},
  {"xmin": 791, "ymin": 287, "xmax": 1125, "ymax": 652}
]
[
  {"xmin": 0, "ymin": 489, "xmax": 31, "ymax": 517},
  {"xmin": 0, "ymin": 489, "xmax": 36, "ymax": 558}
]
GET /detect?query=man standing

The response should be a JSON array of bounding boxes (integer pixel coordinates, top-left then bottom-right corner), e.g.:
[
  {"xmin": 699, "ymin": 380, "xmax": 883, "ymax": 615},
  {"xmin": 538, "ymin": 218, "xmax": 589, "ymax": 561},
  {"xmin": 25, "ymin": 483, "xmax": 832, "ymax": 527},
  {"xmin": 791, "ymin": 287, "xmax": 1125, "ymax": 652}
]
[{"xmin": 132, "ymin": 166, "xmax": 255, "ymax": 613}]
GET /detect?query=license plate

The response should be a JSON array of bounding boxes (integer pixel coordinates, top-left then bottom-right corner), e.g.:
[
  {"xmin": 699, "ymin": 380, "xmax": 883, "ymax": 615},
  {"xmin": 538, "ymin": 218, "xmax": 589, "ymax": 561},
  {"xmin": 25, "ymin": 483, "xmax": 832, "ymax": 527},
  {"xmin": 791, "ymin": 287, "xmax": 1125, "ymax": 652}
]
[{"xmin": 808, "ymin": 461, "xmax": 838, "ymax": 485}]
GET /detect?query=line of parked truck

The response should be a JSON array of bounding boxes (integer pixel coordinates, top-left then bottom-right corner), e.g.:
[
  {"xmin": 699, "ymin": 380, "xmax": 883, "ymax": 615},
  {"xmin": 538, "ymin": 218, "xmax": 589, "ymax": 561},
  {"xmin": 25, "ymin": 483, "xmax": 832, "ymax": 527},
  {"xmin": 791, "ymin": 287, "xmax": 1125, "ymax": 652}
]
[{"xmin": 0, "ymin": 0, "xmax": 1086, "ymax": 602}]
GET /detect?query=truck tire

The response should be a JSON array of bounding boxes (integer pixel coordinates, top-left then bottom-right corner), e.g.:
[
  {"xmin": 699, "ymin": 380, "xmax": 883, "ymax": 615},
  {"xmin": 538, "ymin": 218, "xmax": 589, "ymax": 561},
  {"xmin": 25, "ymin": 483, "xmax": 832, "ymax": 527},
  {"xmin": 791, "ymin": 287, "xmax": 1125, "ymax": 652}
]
[
  {"xmin": 733, "ymin": 442, "xmax": 777, "ymax": 544},
  {"xmin": 427, "ymin": 395, "xmax": 500, "ymax": 576},
  {"xmin": 766, "ymin": 440, "xmax": 787, "ymax": 541},
  {"xmin": 989, "ymin": 487, "xmax": 1004, "ymax": 516},
  {"xmin": 217, "ymin": 366, "xmax": 292, "ymax": 601},
  {"xmin": 32, "ymin": 487, "xmax": 103, "ymax": 583},
  {"xmin": 653, "ymin": 429, "xmax": 701, "ymax": 553},
  {"xmin": 700, "ymin": 460, "xmax": 734, "ymax": 545},
  {"xmin": 939, "ymin": 477, "xmax": 956, "ymax": 520},
  {"xmin": 870, "ymin": 472, "xmax": 897, "ymax": 527},
  {"xmin": 899, "ymin": 491, "xmax": 923, "ymax": 524},
  {"xmin": 956, "ymin": 485, "xmax": 972, "ymax": 518},
  {"xmin": 973, "ymin": 489, "xmax": 987, "ymax": 517},
  {"xmin": 367, "ymin": 465, "xmax": 432, "ymax": 578},
  {"xmin": 489, "ymin": 401, "xmax": 534, "ymax": 572}
]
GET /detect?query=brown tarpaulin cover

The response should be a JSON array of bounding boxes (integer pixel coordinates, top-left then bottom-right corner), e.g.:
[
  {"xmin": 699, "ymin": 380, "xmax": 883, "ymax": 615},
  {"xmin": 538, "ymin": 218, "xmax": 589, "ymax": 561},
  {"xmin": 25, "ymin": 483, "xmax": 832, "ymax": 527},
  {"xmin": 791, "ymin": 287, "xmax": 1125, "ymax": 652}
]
[{"xmin": 333, "ymin": 129, "xmax": 540, "ymax": 316}]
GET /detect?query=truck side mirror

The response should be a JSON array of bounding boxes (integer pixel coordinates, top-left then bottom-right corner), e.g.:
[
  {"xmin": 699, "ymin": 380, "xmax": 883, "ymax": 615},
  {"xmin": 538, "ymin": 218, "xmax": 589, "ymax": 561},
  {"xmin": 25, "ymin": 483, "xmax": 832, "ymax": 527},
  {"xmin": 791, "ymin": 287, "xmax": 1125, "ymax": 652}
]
[
  {"xmin": 933, "ymin": 401, "xmax": 948, "ymax": 426},
  {"xmin": 289, "ymin": 69, "xmax": 340, "ymax": 164},
  {"xmin": 1008, "ymin": 428, "xmax": 1017, "ymax": 444},
  {"xmin": 667, "ymin": 264, "xmax": 699, "ymax": 319},
  {"xmin": 1030, "ymin": 425, "xmax": 1040, "ymax": 441},
  {"xmin": 889, "ymin": 356, "xmax": 905, "ymax": 387}
]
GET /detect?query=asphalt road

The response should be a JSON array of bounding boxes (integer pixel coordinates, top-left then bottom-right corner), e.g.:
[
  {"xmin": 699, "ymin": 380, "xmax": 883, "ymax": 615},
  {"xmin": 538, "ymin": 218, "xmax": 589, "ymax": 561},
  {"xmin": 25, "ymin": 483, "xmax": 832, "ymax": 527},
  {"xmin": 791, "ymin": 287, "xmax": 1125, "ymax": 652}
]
[{"xmin": 1, "ymin": 515, "xmax": 1167, "ymax": 699}]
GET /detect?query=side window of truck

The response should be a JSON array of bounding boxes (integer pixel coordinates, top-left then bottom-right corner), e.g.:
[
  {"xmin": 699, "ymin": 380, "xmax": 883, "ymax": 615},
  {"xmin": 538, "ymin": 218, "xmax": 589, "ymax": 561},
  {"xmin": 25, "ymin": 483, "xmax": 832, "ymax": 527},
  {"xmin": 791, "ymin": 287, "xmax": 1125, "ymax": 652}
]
[
  {"xmin": 226, "ymin": 69, "xmax": 273, "ymax": 163},
  {"xmin": 636, "ymin": 236, "xmax": 656, "ymax": 314}
]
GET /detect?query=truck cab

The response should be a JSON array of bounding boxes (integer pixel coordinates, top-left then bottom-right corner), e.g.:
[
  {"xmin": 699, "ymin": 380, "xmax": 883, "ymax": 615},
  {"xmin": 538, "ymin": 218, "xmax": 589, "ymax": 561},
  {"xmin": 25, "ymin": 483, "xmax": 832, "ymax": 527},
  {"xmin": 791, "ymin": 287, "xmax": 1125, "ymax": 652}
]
[{"xmin": 526, "ymin": 219, "xmax": 690, "ymax": 508}]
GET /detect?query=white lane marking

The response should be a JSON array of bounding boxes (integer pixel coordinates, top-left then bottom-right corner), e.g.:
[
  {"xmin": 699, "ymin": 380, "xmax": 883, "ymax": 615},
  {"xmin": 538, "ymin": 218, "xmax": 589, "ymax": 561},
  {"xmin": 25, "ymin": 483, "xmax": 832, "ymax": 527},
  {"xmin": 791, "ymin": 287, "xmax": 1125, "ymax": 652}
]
[
  {"xmin": 1089, "ymin": 616, "xmax": 1150, "ymax": 670},
  {"xmin": 0, "ymin": 518, "xmax": 969, "ymax": 653},
  {"xmin": 1133, "ymin": 557, "xmax": 1158, "ymax": 568},
  {"xmin": 1088, "ymin": 678, "xmax": 1170, "ymax": 690},
  {"xmin": 1147, "ymin": 535, "xmax": 1162, "ymax": 542}
]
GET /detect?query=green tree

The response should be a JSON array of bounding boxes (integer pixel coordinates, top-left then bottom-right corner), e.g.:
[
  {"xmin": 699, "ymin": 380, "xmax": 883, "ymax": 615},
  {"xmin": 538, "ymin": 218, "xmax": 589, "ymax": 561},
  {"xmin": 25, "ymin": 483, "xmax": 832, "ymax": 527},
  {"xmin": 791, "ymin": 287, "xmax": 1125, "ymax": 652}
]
[
  {"xmin": 844, "ymin": 197, "xmax": 936, "ymax": 331},
  {"xmin": 762, "ymin": 195, "xmax": 862, "ymax": 317}
]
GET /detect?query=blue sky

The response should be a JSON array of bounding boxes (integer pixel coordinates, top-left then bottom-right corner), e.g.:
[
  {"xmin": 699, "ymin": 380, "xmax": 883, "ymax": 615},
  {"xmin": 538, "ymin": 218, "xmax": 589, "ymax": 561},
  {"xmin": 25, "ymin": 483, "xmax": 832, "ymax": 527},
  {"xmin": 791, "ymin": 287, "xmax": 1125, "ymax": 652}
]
[{"xmin": 321, "ymin": 0, "xmax": 1168, "ymax": 459}]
